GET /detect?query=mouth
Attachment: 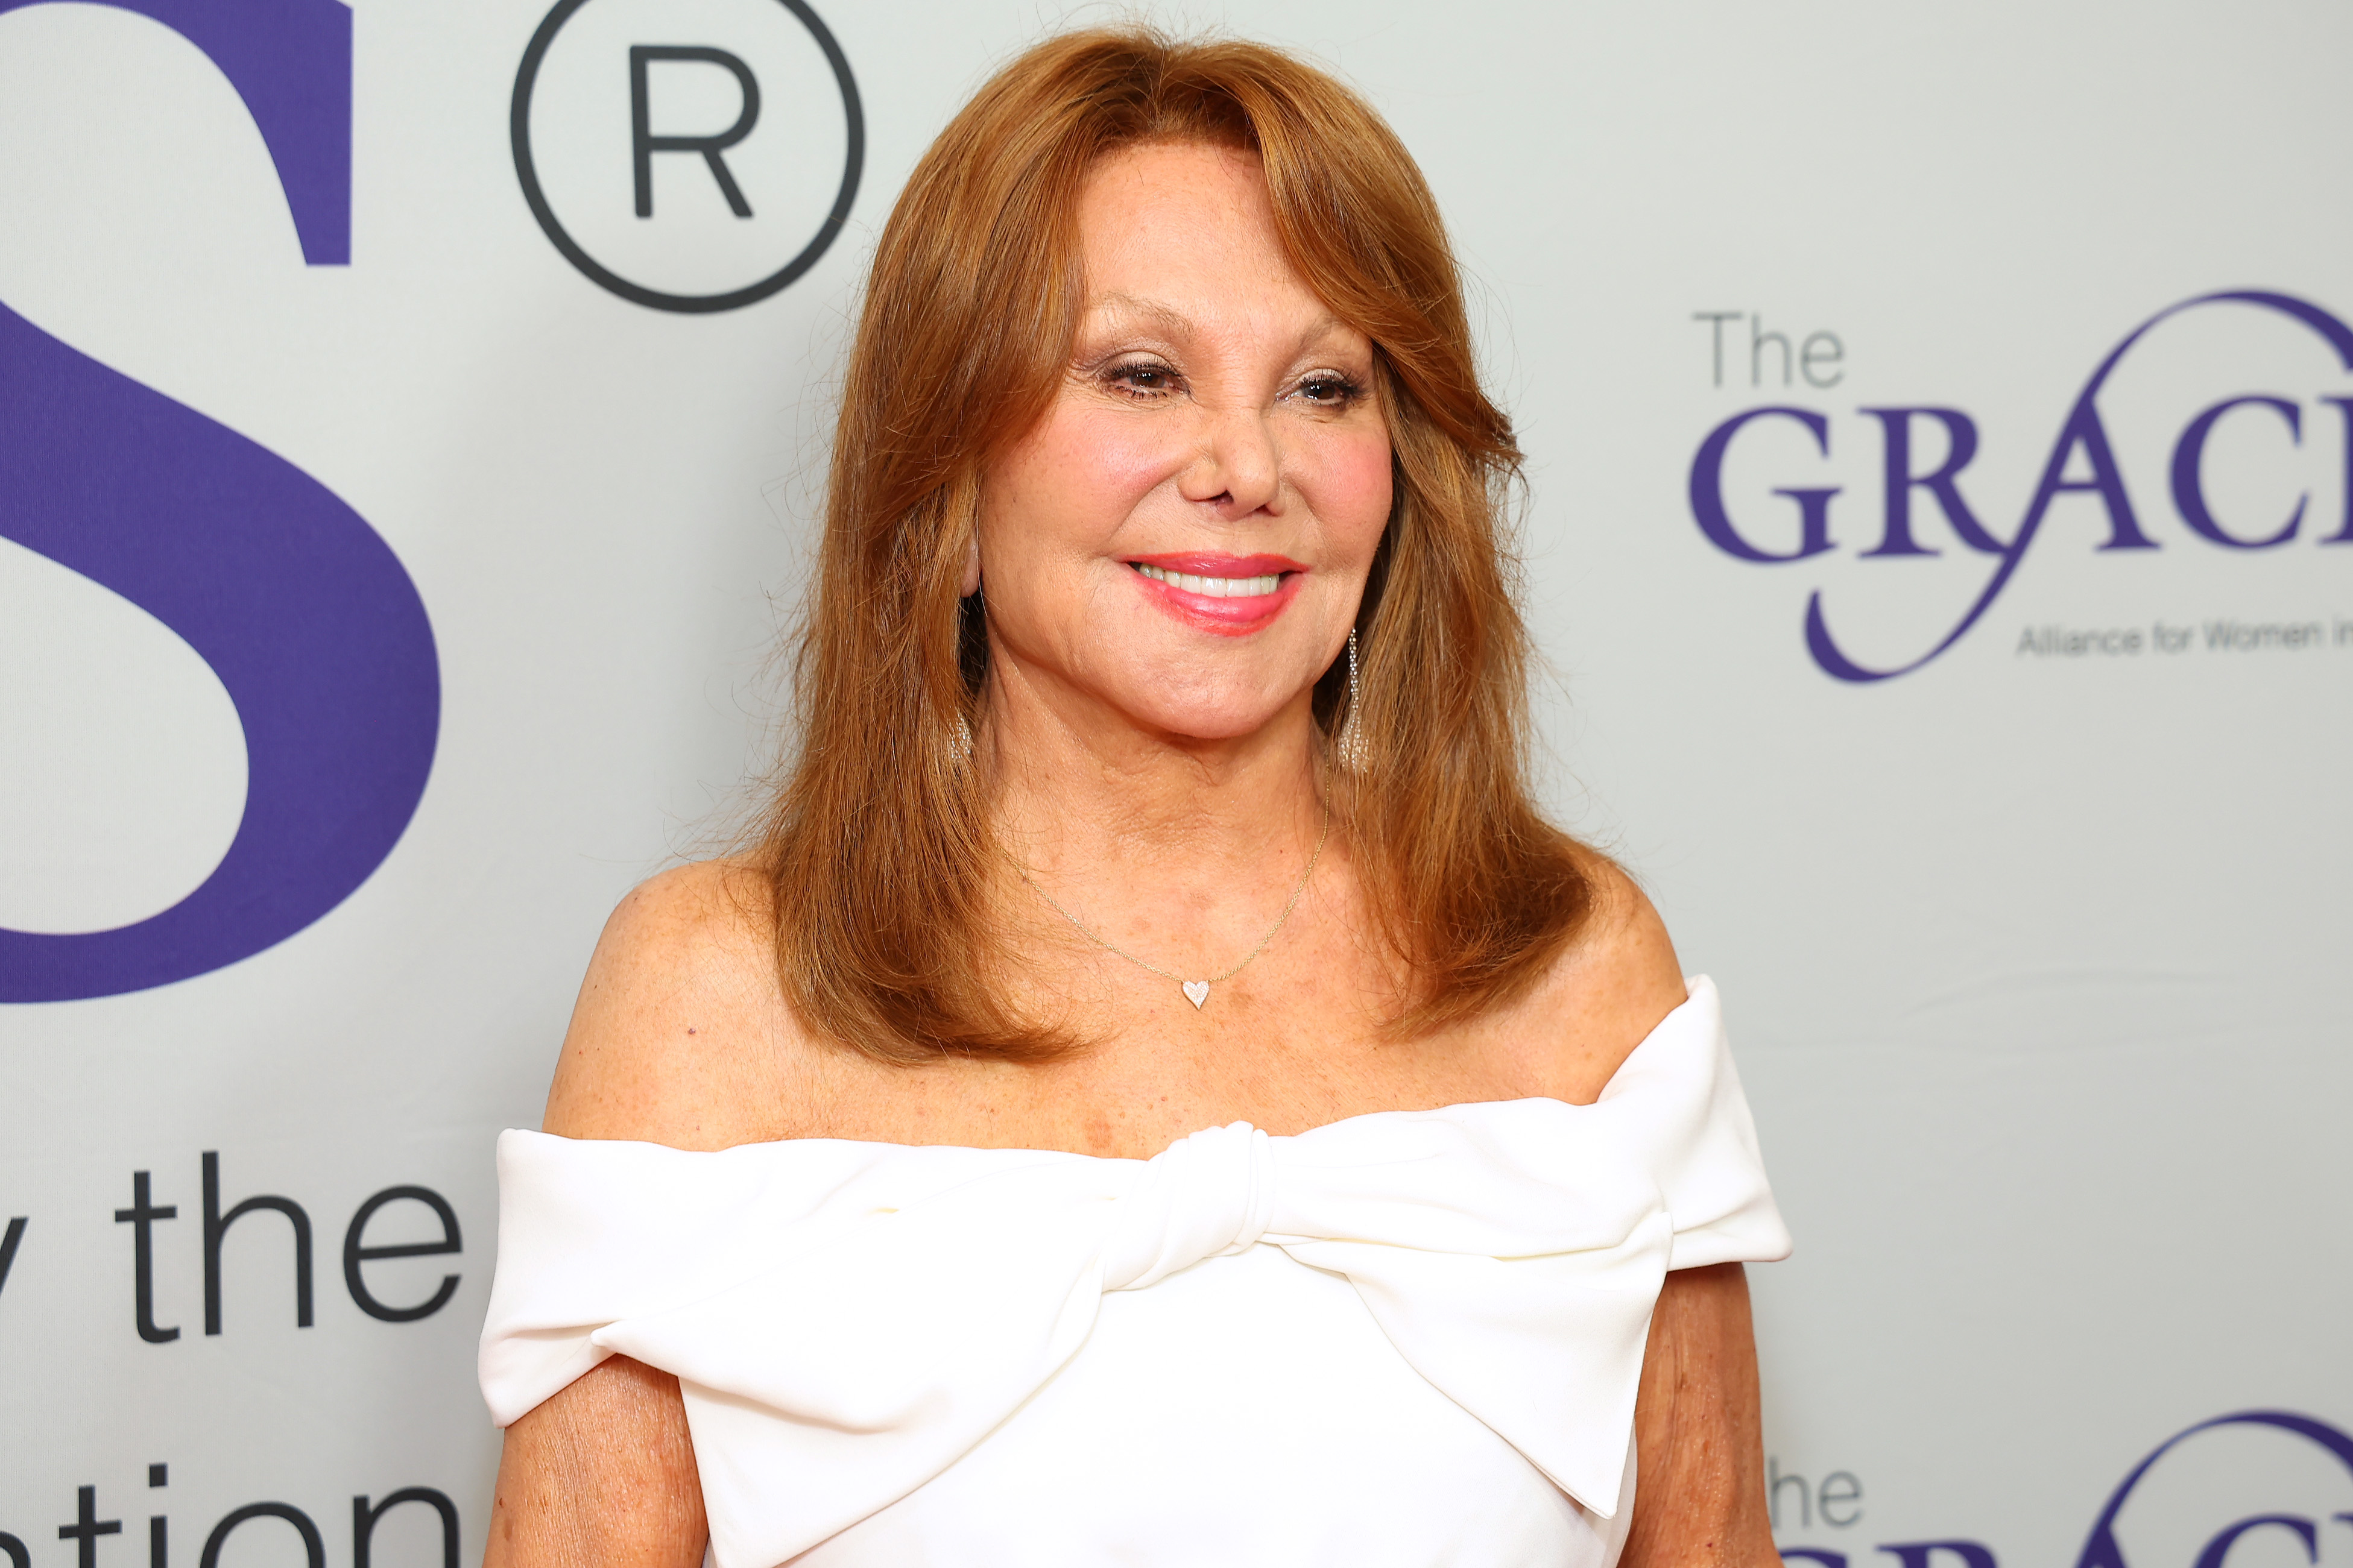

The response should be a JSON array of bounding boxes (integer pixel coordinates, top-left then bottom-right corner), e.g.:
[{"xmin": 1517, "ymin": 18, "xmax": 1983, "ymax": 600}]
[{"xmin": 1124, "ymin": 553, "xmax": 1306, "ymax": 635}]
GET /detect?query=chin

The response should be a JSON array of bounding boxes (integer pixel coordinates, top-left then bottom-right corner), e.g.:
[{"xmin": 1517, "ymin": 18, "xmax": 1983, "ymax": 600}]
[{"xmin": 1137, "ymin": 694, "xmax": 1290, "ymax": 744}]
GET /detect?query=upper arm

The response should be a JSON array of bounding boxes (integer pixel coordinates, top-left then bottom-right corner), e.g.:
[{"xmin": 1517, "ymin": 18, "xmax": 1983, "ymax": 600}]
[
  {"xmin": 1622, "ymin": 1262, "xmax": 1775, "ymax": 1568},
  {"xmin": 1588, "ymin": 866, "xmax": 1773, "ymax": 1563},
  {"xmin": 487, "ymin": 1355, "xmax": 707, "ymax": 1568},
  {"xmin": 490, "ymin": 860, "xmax": 793, "ymax": 1566},
  {"xmin": 1524, "ymin": 855, "xmax": 1690, "ymax": 1103},
  {"xmin": 542, "ymin": 858, "xmax": 798, "ymax": 1150}
]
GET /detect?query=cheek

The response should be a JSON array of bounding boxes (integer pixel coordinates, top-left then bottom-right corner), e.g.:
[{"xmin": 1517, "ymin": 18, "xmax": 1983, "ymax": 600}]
[
  {"xmin": 1313, "ymin": 430, "xmax": 1395, "ymax": 559},
  {"xmin": 1002, "ymin": 405, "xmax": 1181, "ymax": 550}
]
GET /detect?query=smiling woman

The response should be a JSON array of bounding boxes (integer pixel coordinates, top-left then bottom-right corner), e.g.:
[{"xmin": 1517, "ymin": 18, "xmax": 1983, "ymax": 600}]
[
  {"xmin": 478, "ymin": 26, "xmax": 1791, "ymax": 1568},
  {"xmin": 761, "ymin": 34, "xmax": 1590, "ymax": 1060}
]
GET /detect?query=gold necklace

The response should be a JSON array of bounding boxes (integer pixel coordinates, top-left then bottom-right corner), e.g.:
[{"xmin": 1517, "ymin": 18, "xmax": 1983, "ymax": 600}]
[{"xmin": 1015, "ymin": 795, "xmax": 1332, "ymax": 1010}]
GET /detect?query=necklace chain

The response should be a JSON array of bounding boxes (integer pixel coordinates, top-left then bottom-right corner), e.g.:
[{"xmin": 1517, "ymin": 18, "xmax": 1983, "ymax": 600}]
[{"xmin": 1015, "ymin": 794, "xmax": 1332, "ymax": 1008}]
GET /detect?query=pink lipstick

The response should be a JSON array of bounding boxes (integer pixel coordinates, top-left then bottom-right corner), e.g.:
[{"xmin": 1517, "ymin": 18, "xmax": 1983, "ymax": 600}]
[{"xmin": 1125, "ymin": 552, "xmax": 1306, "ymax": 635}]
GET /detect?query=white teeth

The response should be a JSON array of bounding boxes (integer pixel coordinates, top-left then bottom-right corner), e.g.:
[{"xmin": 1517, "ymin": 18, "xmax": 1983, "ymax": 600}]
[{"xmin": 1133, "ymin": 564, "xmax": 1282, "ymax": 597}]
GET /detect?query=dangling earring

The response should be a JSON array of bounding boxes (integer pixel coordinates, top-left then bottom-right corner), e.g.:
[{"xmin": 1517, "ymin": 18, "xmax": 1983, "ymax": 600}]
[
  {"xmin": 1337, "ymin": 628, "xmax": 1366, "ymax": 770},
  {"xmin": 952, "ymin": 710, "xmax": 974, "ymax": 764}
]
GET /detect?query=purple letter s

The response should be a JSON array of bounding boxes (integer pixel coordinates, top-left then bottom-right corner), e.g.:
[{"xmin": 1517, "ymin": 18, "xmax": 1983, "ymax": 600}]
[{"xmin": 0, "ymin": 0, "xmax": 440, "ymax": 1002}]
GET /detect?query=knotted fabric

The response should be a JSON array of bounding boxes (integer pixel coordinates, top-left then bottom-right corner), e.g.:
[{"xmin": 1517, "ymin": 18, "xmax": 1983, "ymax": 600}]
[{"xmin": 479, "ymin": 977, "xmax": 1789, "ymax": 1568}]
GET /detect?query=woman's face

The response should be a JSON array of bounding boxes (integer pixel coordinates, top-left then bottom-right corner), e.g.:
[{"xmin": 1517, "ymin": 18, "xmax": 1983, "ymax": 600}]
[{"xmin": 976, "ymin": 139, "xmax": 1393, "ymax": 745}]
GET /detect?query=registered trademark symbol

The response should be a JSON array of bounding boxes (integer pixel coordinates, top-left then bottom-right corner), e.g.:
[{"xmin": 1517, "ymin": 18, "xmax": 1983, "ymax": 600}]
[{"xmin": 510, "ymin": 0, "xmax": 864, "ymax": 313}]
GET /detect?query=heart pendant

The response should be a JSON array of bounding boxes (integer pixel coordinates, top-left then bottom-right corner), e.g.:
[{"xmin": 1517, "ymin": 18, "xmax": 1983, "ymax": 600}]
[{"xmin": 1181, "ymin": 980, "xmax": 1210, "ymax": 1010}]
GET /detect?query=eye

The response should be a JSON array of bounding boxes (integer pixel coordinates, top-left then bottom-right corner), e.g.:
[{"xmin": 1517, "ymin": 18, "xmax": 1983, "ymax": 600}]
[
  {"xmin": 1292, "ymin": 370, "xmax": 1365, "ymax": 409},
  {"xmin": 1099, "ymin": 357, "xmax": 1183, "ymax": 399}
]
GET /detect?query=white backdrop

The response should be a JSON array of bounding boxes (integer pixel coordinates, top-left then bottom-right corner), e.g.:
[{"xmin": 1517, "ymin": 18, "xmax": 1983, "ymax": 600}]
[{"xmin": 3, "ymin": 1, "xmax": 2349, "ymax": 1564}]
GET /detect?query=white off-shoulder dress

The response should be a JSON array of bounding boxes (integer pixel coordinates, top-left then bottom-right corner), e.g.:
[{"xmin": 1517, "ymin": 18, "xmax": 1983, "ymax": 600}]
[{"xmin": 479, "ymin": 977, "xmax": 1791, "ymax": 1568}]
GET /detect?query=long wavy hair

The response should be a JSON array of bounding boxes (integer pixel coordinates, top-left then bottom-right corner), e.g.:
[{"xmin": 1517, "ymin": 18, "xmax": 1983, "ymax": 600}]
[{"xmin": 753, "ymin": 27, "xmax": 1600, "ymax": 1062}]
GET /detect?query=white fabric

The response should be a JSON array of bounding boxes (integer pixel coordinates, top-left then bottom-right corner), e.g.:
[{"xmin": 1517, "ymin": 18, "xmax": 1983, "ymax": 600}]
[{"xmin": 479, "ymin": 975, "xmax": 1790, "ymax": 1568}]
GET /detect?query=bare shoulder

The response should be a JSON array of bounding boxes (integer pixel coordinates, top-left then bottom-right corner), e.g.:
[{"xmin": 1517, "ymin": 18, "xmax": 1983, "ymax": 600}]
[
  {"xmin": 1500, "ymin": 854, "xmax": 1688, "ymax": 1104},
  {"xmin": 542, "ymin": 857, "xmax": 816, "ymax": 1150}
]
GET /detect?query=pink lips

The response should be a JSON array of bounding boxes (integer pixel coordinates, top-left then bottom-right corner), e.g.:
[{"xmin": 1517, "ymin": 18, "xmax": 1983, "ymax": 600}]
[{"xmin": 1125, "ymin": 552, "xmax": 1307, "ymax": 635}]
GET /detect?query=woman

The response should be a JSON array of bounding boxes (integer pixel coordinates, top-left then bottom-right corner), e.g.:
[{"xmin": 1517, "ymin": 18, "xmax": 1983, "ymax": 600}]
[{"xmin": 480, "ymin": 28, "xmax": 1790, "ymax": 1568}]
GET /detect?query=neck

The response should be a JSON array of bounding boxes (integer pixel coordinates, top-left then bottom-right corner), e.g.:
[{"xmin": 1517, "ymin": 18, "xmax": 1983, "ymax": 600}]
[{"xmin": 978, "ymin": 652, "xmax": 1331, "ymax": 922}]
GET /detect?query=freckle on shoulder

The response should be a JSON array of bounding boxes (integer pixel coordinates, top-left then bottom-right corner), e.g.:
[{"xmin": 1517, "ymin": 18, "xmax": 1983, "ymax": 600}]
[
  {"xmin": 1573, "ymin": 858, "xmax": 1683, "ymax": 998},
  {"xmin": 1529, "ymin": 855, "xmax": 1688, "ymax": 1094},
  {"xmin": 542, "ymin": 857, "xmax": 801, "ymax": 1150}
]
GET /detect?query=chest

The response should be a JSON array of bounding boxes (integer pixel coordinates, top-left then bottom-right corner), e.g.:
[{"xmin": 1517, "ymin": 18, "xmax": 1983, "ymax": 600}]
[{"xmin": 772, "ymin": 945, "xmax": 1590, "ymax": 1157}]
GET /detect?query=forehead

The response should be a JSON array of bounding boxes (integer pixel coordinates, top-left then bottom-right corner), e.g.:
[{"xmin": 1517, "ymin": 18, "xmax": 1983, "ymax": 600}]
[{"xmin": 1074, "ymin": 140, "xmax": 1328, "ymax": 327}]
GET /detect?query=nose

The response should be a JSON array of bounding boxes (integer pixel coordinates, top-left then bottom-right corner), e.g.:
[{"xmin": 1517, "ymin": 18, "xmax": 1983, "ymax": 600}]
[{"xmin": 1177, "ymin": 406, "xmax": 1282, "ymax": 519}]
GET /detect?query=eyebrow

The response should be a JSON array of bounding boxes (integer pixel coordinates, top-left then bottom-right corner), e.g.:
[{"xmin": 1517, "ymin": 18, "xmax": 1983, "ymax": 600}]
[
  {"xmin": 1088, "ymin": 292, "xmax": 1353, "ymax": 350},
  {"xmin": 1091, "ymin": 292, "xmax": 1196, "ymax": 338}
]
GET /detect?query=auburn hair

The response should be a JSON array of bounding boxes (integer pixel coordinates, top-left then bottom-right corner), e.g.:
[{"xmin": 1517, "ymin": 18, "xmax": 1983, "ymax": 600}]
[{"xmin": 753, "ymin": 27, "xmax": 1600, "ymax": 1062}]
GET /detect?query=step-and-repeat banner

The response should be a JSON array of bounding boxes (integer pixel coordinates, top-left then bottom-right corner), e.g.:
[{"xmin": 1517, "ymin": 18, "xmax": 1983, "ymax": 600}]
[{"xmin": 4, "ymin": 1, "xmax": 2348, "ymax": 1564}]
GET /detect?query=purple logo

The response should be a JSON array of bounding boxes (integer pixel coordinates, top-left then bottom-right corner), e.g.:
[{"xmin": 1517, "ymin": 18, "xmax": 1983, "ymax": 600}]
[
  {"xmin": 1690, "ymin": 292, "xmax": 2353, "ymax": 682},
  {"xmin": 1779, "ymin": 1409, "xmax": 2353, "ymax": 1568},
  {"xmin": 2077, "ymin": 1411, "xmax": 2353, "ymax": 1568},
  {"xmin": 0, "ymin": 0, "xmax": 440, "ymax": 1003}
]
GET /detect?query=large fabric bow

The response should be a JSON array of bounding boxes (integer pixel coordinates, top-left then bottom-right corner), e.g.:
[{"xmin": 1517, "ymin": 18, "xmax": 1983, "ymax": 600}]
[{"xmin": 480, "ymin": 977, "xmax": 1788, "ymax": 1568}]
